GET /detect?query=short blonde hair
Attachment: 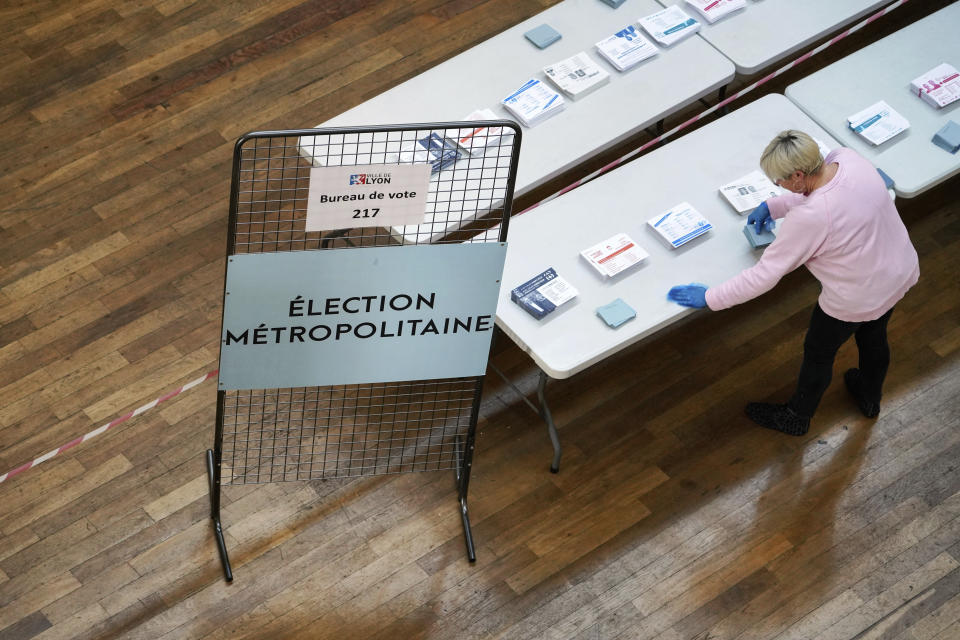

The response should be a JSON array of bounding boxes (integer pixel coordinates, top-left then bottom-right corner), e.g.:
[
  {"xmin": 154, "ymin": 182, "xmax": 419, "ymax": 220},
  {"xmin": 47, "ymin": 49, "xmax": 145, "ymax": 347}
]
[{"xmin": 759, "ymin": 130, "xmax": 823, "ymax": 182}]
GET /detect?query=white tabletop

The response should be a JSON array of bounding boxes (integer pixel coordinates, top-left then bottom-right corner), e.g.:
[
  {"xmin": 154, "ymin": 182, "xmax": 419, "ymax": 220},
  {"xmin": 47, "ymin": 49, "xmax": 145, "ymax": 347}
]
[
  {"xmin": 495, "ymin": 93, "xmax": 842, "ymax": 379},
  {"xmin": 308, "ymin": 0, "xmax": 733, "ymax": 241},
  {"xmin": 785, "ymin": 2, "xmax": 960, "ymax": 198},
  {"xmin": 657, "ymin": 0, "xmax": 889, "ymax": 75}
]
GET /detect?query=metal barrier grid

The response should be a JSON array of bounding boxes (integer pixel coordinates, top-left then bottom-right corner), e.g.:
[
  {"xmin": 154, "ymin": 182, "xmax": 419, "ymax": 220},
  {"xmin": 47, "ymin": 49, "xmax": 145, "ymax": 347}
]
[{"xmin": 207, "ymin": 123, "xmax": 521, "ymax": 579}]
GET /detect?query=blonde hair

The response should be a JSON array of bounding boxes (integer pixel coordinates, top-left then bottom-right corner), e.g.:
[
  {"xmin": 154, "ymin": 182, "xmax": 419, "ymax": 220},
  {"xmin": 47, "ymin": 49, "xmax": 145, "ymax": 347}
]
[{"xmin": 759, "ymin": 130, "xmax": 823, "ymax": 182}]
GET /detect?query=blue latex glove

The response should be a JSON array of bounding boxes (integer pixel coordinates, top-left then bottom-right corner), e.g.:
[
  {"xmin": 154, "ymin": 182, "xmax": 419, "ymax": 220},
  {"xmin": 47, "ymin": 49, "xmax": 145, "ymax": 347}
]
[
  {"xmin": 667, "ymin": 283, "xmax": 708, "ymax": 308},
  {"xmin": 747, "ymin": 201, "xmax": 773, "ymax": 234}
]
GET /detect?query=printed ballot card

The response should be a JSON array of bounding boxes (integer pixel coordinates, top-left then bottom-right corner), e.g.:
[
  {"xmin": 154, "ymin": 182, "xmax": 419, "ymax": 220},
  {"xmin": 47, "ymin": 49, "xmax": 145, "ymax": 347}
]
[
  {"xmin": 510, "ymin": 267, "xmax": 578, "ymax": 320},
  {"xmin": 306, "ymin": 163, "xmax": 431, "ymax": 231},
  {"xmin": 719, "ymin": 170, "xmax": 781, "ymax": 213},
  {"xmin": 847, "ymin": 100, "xmax": 910, "ymax": 146},
  {"xmin": 648, "ymin": 202, "xmax": 712, "ymax": 248},
  {"xmin": 580, "ymin": 233, "xmax": 649, "ymax": 277},
  {"xmin": 639, "ymin": 6, "xmax": 700, "ymax": 47},
  {"xmin": 910, "ymin": 63, "xmax": 960, "ymax": 109},
  {"xmin": 595, "ymin": 25, "xmax": 658, "ymax": 72}
]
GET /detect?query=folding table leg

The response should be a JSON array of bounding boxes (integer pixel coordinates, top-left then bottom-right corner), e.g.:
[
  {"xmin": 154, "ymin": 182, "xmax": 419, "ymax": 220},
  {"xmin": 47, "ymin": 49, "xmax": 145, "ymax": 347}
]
[
  {"xmin": 537, "ymin": 371, "xmax": 562, "ymax": 473},
  {"xmin": 488, "ymin": 361, "xmax": 564, "ymax": 473}
]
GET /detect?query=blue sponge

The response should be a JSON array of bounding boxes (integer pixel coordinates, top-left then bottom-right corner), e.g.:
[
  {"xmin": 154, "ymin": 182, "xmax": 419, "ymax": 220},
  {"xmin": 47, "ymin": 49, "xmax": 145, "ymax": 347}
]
[
  {"xmin": 743, "ymin": 223, "xmax": 775, "ymax": 248},
  {"xmin": 524, "ymin": 24, "xmax": 561, "ymax": 49},
  {"xmin": 932, "ymin": 120, "xmax": 960, "ymax": 154},
  {"xmin": 596, "ymin": 298, "xmax": 636, "ymax": 328}
]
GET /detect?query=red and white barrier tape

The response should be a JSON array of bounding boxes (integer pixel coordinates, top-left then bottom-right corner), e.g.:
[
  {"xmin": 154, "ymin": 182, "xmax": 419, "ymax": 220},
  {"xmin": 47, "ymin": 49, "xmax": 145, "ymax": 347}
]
[
  {"xmin": 518, "ymin": 0, "xmax": 910, "ymax": 215},
  {"xmin": 0, "ymin": 369, "xmax": 218, "ymax": 485}
]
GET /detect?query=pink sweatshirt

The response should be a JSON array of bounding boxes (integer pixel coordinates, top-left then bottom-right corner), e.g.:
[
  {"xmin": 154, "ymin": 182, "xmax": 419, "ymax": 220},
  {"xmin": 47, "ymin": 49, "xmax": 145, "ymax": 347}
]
[{"xmin": 705, "ymin": 148, "xmax": 919, "ymax": 322}]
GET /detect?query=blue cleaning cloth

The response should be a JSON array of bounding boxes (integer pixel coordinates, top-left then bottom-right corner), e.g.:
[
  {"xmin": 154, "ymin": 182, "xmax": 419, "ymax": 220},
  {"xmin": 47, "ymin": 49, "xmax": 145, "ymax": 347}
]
[
  {"xmin": 524, "ymin": 24, "xmax": 561, "ymax": 49},
  {"xmin": 596, "ymin": 298, "xmax": 636, "ymax": 328}
]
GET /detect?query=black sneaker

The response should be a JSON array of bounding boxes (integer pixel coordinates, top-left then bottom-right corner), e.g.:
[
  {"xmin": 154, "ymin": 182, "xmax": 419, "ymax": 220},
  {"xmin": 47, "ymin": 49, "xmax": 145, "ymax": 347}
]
[
  {"xmin": 745, "ymin": 402, "xmax": 810, "ymax": 436},
  {"xmin": 844, "ymin": 368, "xmax": 880, "ymax": 418}
]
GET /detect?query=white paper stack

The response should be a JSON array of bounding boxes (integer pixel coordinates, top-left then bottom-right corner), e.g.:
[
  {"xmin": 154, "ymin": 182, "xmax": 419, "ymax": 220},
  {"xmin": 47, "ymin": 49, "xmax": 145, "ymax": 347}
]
[
  {"xmin": 511, "ymin": 267, "xmax": 578, "ymax": 320},
  {"xmin": 685, "ymin": 0, "xmax": 745, "ymax": 24},
  {"xmin": 909, "ymin": 63, "xmax": 960, "ymax": 109},
  {"xmin": 847, "ymin": 100, "xmax": 910, "ymax": 146},
  {"xmin": 543, "ymin": 52, "xmax": 611, "ymax": 100},
  {"xmin": 719, "ymin": 170, "xmax": 781, "ymax": 214},
  {"xmin": 386, "ymin": 132, "xmax": 464, "ymax": 173},
  {"xmin": 580, "ymin": 233, "xmax": 649, "ymax": 277},
  {"xmin": 638, "ymin": 6, "xmax": 700, "ymax": 46},
  {"xmin": 453, "ymin": 108, "xmax": 512, "ymax": 156},
  {"xmin": 648, "ymin": 202, "xmax": 712, "ymax": 248},
  {"xmin": 595, "ymin": 25, "xmax": 659, "ymax": 71},
  {"xmin": 501, "ymin": 78, "xmax": 565, "ymax": 127}
]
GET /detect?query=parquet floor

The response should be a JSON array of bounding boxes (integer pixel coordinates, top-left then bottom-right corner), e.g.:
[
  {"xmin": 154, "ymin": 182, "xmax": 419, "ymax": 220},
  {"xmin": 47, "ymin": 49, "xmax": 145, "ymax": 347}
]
[{"xmin": 1, "ymin": 1, "xmax": 958, "ymax": 638}]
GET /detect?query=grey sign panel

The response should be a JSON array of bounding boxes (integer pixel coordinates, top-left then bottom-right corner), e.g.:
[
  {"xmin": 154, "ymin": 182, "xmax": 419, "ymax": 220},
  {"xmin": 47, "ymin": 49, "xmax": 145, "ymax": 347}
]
[{"xmin": 218, "ymin": 243, "xmax": 507, "ymax": 390}]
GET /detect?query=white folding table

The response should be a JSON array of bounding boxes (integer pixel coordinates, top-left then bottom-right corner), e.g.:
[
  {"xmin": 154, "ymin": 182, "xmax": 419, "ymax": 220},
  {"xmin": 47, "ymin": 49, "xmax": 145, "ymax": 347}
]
[
  {"xmin": 785, "ymin": 2, "xmax": 960, "ymax": 198},
  {"xmin": 656, "ymin": 0, "xmax": 891, "ymax": 75},
  {"xmin": 494, "ymin": 93, "xmax": 844, "ymax": 471}
]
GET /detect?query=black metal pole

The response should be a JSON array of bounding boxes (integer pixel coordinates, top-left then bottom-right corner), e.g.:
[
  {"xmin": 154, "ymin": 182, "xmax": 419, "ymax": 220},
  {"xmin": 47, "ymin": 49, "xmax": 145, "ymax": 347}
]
[{"xmin": 209, "ymin": 390, "xmax": 233, "ymax": 581}]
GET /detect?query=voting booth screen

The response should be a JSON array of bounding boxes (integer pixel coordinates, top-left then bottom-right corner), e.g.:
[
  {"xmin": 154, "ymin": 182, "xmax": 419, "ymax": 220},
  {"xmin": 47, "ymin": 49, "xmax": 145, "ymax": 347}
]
[{"xmin": 207, "ymin": 123, "xmax": 521, "ymax": 579}]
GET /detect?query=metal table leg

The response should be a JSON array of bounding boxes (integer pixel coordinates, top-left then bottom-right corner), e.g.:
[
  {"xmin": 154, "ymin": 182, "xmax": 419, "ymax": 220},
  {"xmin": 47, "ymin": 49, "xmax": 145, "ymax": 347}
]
[
  {"xmin": 490, "ymin": 363, "xmax": 563, "ymax": 473},
  {"xmin": 537, "ymin": 370, "xmax": 562, "ymax": 473}
]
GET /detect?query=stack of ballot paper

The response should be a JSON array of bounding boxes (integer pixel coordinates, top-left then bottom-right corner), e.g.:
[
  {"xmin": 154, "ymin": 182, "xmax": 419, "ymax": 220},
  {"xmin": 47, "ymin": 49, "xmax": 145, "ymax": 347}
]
[
  {"xmin": 580, "ymin": 233, "xmax": 649, "ymax": 277},
  {"xmin": 595, "ymin": 25, "xmax": 659, "ymax": 71},
  {"xmin": 384, "ymin": 132, "xmax": 464, "ymax": 173},
  {"xmin": 910, "ymin": 63, "xmax": 960, "ymax": 109},
  {"xmin": 847, "ymin": 100, "xmax": 910, "ymax": 146},
  {"xmin": 502, "ymin": 78, "xmax": 565, "ymax": 127},
  {"xmin": 543, "ymin": 52, "xmax": 611, "ymax": 100},
  {"xmin": 685, "ymin": 0, "xmax": 745, "ymax": 24},
  {"xmin": 719, "ymin": 170, "xmax": 781, "ymax": 214},
  {"xmin": 453, "ymin": 108, "xmax": 511, "ymax": 156},
  {"xmin": 510, "ymin": 268, "xmax": 578, "ymax": 320},
  {"xmin": 648, "ymin": 202, "xmax": 712, "ymax": 248},
  {"xmin": 639, "ymin": 5, "xmax": 700, "ymax": 46}
]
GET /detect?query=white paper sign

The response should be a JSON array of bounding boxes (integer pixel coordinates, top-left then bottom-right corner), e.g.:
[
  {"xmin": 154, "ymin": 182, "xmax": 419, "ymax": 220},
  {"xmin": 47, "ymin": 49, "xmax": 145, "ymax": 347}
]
[{"xmin": 306, "ymin": 163, "xmax": 430, "ymax": 231}]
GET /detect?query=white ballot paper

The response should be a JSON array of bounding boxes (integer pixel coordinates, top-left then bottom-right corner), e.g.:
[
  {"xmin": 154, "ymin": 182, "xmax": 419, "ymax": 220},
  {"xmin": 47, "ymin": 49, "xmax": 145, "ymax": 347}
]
[
  {"xmin": 595, "ymin": 25, "xmax": 659, "ymax": 71},
  {"xmin": 580, "ymin": 232, "xmax": 649, "ymax": 277},
  {"xmin": 639, "ymin": 5, "xmax": 701, "ymax": 47},
  {"xmin": 910, "ymin": 63, "xmax": 960, "ymax": 108},
  {"xmin": 453, "ymin": 108, "xmax": 511, "ymax": 156},
  {"xmin": 648, "ymin": 202, "xmax": 712, "ymax": 248},
  {"xmin": 543, "ymin": 52, "xmax": 611, "ymax": 99},
  {"xmin": 847, "ymin": 100, "xmax": 910, "ymax": 146},
  {"xmin": 501, "ymin": 78, "xmax": 565, "ymax": 126},
  {"xmin": 685, "ymin": 0, "xmax": 746, "ymax": 24},
  {"xmin": 719, "ymin": 170, "xmax": 781, "ymax": 213}
]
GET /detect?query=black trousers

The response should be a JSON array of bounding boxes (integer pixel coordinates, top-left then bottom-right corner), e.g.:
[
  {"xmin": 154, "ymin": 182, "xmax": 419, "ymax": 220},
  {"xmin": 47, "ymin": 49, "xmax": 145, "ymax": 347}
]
[{"xmin": 788, "ymin": 303, "xmax": 894, "ymax": 418}]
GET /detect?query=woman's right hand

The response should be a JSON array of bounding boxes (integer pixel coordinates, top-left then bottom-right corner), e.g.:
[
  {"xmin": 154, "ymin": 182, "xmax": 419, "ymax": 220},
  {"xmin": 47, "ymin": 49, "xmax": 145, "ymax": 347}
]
[{"xmin": 747, "ymin": 201, "xmax": 773, "ymax": 234}]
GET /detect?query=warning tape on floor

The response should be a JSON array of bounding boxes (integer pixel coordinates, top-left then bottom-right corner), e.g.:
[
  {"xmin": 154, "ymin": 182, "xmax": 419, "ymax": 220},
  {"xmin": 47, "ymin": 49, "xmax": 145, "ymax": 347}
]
[
  {"xmin": 517, "ymin": 0, "xmax": 910, "ymax": 215},
  {"xmin": 0, "ymin": 369, "xmax": 218, "ymax": 485}
]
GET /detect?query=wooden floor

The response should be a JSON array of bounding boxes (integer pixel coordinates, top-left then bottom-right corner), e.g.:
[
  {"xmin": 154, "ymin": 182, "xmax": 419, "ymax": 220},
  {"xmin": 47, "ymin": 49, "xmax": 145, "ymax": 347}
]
[{"xmin": 2, "ymin": 1, "xmax": 959, "ymax": 638}]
